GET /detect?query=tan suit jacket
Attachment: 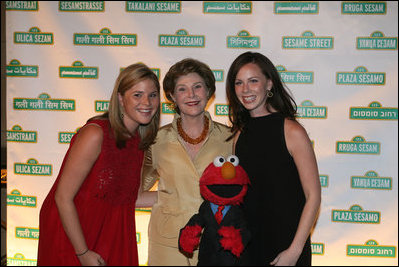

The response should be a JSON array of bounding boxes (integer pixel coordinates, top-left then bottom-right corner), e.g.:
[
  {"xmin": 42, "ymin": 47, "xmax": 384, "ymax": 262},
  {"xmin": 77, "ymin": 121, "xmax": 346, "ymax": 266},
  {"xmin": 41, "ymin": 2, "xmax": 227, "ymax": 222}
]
[{"xmin": 142, "ymin": 112, "xmax": 233, "ymax": 251}]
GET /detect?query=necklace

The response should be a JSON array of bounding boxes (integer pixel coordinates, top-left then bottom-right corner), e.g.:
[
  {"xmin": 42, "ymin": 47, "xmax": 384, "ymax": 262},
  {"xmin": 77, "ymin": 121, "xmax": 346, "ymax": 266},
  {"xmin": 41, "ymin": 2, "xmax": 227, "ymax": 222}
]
[{"xmin": 177, "ymin": 116, "xmax": 209, "ymax": 145}]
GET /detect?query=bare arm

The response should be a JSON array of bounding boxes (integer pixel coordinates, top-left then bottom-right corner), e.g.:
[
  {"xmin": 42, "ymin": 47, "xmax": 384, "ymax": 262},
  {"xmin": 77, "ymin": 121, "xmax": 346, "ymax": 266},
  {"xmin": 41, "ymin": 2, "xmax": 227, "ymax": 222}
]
[
  {"xmin": 136, "ymin": 146, "xmax": 158, "ymax": 207},
  {"xmin": 54, "ymin": 124, "xmax": 106, "ymax": 266},
  {"xmin": 271, "ymin": 119, "xmax": 321, "ymax": 266},
  {"xmin": 136, "ymin": 191, "xmax": 158, "ymax": 208}
]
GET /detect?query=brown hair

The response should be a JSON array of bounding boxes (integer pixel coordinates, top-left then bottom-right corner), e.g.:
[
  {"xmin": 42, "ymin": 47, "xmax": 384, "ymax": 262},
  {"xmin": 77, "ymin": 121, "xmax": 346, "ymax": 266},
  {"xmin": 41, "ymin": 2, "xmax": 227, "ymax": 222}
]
[
  {"xmin": 163, "ymin": 58, "xmax": 215, "ymax": 114},
  {"xmin": 90, "ymin": 63, "xmax": 160, "ymax": 150},
  {"xmin": 226, "ymin": 52, "xmax": 297, "ymax": 140}
]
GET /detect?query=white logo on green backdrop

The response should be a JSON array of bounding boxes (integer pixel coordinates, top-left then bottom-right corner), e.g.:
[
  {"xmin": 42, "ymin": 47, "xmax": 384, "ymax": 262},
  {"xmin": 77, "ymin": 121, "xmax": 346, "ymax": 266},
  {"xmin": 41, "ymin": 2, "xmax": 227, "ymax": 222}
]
[
  {"xmin": 337, "ymin": 66, "xmax": 385, "ymax": 85},
  {"xmin": 7, "ymin": 253, "xmax": 36, "ymax": 266},
  {"xmin": 14, "ymin": 158, "xmax": 52, "ymax": 176},
  {"xmin": 162, "ymin": 102, "xmax": 175, "ymax": 114},
  {"xmin": 126, "ymin": 1, "xmax": 181, "ymax": 13},
  {"xmin": 336, "ymin": 136, "xmax": 380, "ymax": 154},
  {"xmin": 282, "ymin": 31, "xmax": 333, "ymax": 49},
  {"xmin": 7, "ymin": 190, "xmax": 37, "ymax": 208},
  {"xmin": 332, "ymin": 205, "xmax": 380, "ymax": 224},
  {"xmin": 311, "ymin": 243, "xmax": 325, "ymax": 255},
  {"xmin": 14, "ymin": 93, "xmax": 75, "ymax": 111},
  {"xmin": 357, "ymin": 31, "xmax": 397, "ymax": 50},
  {"xmin": 6, "ymin": 1, "xmax": 38, "ymax": 11},
  {"xmin": 277, "ymin": 65, "xmax": 313, "ymax": 83},
  {"xmin": 7, "ymin": 125, "xmax": 37, "ymax": 143},
  {"xmin": 274, "ymin": 1, "xmax": 318, "ymax": 14},
  {"xmin": 347, "ymin": 240, "xmax": 396, "ymax": 257},
  {"xmin": 59, "ymin": 1, "xmax": 104, "ymax": 11},
  {"xmin": 74, "ymin": 28, "xmax": 137, "ymax": 46},
  {"xmin": 14, "ymin": 27, "xmax": 53, "ymax": 45},
  {"xmin": 319, "ymin": 175, "xmax": 328, "ymax": 188},
  {"xmin": 227, "ymin": 30, "xmax": 260, "ymax": 48},
  {"xmin": 215, "ymin": 104, "xmax": 229, "ymax": 116},
  {"xmin": 59, "ymin": 128, "xmax": 80, "ymax": 144},
  {"xmin": 351, "ymin": 171, "xmax": 392, "ymax": 190},
  {"xmin": 151, "ymin": 68, "xmax": 160, "ymax": 79},
  {"xmin": 6, "ymin": 59, "xmax": 38, "ymax": 77},
  {"xmin": 159, "ymin": 29, "xmax": 205, "ymax": 47},
  {"xmin": 350, "ymin": 101, "xmax": 397, "ymax": 120},
  {"xmin": 203, "ymin": 1, "xmax": 251, "ymax": 14},
  {"xmin": 212, "ymin": 69, "xmax": 224, "ymax": 82},
  {"xmin": 59, "ymin": 61, "xmax": 98, "ymax": 79},
  {"xmin": 342, "ymin": 1, "xmax": 387, "ymax": 15},
  {"xmin": 296, "ymin": 100, "xmax": 327, "ymax": 119},
  {"xmin": 15, "ymin": 227, "xmax": 39, "ymax": 239},
  {"xmin": 95, "ymin": 100, "xmax": 109, "ymax": 112}
]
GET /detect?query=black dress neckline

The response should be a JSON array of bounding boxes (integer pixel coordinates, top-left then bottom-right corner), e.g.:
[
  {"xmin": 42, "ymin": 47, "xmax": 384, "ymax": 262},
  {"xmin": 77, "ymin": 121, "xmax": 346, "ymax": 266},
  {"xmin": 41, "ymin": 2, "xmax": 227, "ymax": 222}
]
[{"xmin": 249, "ymin": 112, "xmax": 281, "ymax": 122}]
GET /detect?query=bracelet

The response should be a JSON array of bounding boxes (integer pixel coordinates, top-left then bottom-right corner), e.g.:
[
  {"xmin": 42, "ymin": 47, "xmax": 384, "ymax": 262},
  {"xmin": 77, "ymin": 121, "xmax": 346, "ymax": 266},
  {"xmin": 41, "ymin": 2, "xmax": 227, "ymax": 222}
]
[{"xmin": 76, "ymin": 248, "xmax": 89, "ymax": 257}]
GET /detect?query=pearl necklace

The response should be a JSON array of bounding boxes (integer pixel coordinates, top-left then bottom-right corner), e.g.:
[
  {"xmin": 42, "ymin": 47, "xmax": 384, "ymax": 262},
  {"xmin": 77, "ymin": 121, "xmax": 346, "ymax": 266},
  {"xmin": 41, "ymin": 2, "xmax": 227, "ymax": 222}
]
[{"xmin": 177, "ymin": 117, "xmax": 209, "ymax": 145}]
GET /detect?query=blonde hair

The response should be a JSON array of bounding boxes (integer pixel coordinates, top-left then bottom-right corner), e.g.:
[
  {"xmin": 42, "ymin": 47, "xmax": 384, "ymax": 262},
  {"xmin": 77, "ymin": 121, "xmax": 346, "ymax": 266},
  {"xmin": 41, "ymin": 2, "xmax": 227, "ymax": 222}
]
[{"xmin": 92, "ymin": 63, "xmax": 160, "ymax": 150}]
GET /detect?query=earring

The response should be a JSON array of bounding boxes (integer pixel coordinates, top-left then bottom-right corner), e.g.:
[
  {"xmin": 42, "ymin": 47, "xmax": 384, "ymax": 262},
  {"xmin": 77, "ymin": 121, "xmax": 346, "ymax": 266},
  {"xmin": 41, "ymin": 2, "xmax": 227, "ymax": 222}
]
[
  {"xmin": 266, "ymin": 90, "xmax": 273, "ymax": 97},
  {"xmin": 121, "ymin": 112, "xmax": 124, "ymax": 119}
]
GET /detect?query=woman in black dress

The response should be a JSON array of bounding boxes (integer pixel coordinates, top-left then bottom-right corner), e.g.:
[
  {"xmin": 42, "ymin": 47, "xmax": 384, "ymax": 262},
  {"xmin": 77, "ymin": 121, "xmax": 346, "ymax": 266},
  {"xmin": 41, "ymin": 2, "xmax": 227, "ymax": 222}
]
[{"xmin": 226, "ymin": 52, "xmax": 321, "ymax": 266}]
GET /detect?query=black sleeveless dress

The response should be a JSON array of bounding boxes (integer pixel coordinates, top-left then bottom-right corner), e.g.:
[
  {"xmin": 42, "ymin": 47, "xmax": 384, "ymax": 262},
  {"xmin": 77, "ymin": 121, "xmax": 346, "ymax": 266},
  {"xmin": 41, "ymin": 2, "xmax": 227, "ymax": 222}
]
[{"xmin": 236, "ymin": 112, "xmax": 311, "ymax": 266}]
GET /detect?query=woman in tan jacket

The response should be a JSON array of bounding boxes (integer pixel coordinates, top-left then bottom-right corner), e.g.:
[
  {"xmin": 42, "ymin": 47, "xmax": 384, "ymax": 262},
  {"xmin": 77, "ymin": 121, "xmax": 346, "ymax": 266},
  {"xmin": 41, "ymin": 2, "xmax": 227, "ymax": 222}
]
[{"xmin": 141, "ymin": 58, "xmax": 233, "ymax": 265}]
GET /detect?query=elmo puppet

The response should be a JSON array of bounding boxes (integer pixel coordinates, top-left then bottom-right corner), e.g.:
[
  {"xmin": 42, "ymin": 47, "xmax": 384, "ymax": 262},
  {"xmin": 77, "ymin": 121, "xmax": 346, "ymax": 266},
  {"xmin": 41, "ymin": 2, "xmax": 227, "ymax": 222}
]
[{"xmin": 178, "ymin": 155, "xmax": 251, "ymax": 266}]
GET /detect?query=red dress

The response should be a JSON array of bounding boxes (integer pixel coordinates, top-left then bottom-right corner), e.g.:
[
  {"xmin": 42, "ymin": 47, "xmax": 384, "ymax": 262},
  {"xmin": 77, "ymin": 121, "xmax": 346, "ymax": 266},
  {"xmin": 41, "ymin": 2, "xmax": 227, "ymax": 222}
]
[{"xmin": 37, "ymin": 119, "xmax": 143, "ymax": 266}]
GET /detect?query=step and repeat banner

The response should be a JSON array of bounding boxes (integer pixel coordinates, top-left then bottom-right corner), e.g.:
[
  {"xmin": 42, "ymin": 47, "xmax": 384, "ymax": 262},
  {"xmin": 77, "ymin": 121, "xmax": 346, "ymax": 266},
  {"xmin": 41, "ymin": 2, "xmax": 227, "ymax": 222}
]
[{"xmin": 5, "ymin": 1, "xmax": 398, "ymax": 266}]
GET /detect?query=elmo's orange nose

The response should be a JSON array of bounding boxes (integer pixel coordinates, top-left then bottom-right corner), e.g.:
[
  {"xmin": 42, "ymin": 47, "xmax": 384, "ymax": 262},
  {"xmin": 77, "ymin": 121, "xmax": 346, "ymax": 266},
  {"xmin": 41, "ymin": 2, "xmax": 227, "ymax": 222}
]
[{"xmin": 221, "ymin": 162, "xmax": 236, "ymax": 180}]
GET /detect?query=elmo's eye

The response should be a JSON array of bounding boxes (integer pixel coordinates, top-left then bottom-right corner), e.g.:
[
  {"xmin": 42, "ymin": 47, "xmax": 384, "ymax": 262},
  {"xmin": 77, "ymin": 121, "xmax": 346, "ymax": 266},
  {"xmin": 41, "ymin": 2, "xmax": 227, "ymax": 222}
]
[
  {"xmin": 213, "ymin": 156, "xmax": 225, "ymax": 167},
  {"xmin": 227, "ymin": 155, "xmax": 239, "ymax": 166}
]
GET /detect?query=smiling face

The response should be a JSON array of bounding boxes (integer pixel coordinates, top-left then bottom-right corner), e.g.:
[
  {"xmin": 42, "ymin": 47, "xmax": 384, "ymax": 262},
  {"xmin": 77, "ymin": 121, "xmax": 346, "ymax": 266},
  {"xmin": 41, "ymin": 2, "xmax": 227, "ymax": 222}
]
[
  {"xmin": 200, "ymin": 156, "xmax": 250, "ymax": 206},
  {"xmin": 170, "ymin": 72, "xmax": 209, "ymax": 119},
  {"xmin": 118, "ymin": 78, "xmax": 160, "ymax": 133},
  {"xmin": 234, "ymin": 63, "xmax": 273, "ymax": 117}
]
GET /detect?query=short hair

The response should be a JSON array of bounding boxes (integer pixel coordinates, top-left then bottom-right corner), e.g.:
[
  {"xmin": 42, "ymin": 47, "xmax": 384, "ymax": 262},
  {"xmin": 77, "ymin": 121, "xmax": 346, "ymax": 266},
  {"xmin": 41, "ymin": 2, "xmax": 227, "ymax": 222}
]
[{"xmin": 163, "ymin": 58, "xmax": 215, "ymax": 114}]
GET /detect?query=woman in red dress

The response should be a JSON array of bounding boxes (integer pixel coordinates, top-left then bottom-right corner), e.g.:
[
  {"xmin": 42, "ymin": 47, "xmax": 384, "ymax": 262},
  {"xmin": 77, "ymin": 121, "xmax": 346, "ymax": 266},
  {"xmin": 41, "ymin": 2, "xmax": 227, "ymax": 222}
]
[{"xmin": 37, "ymin": 63, "xmax": 160, "ymax": 266}]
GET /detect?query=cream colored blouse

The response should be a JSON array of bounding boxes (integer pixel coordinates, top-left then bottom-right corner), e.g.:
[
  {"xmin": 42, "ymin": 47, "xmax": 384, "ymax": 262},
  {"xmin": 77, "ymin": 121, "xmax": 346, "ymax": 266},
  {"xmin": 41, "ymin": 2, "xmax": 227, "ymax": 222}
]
[{"xmin": 141, "ymin": 111, "xmax": 233, "ymax": 247}]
